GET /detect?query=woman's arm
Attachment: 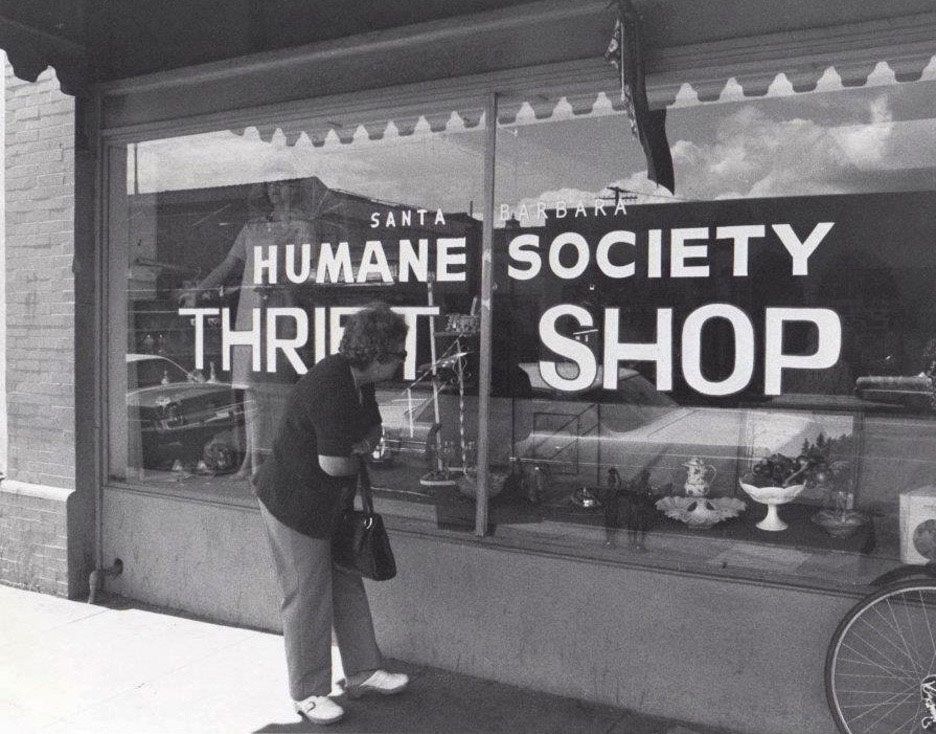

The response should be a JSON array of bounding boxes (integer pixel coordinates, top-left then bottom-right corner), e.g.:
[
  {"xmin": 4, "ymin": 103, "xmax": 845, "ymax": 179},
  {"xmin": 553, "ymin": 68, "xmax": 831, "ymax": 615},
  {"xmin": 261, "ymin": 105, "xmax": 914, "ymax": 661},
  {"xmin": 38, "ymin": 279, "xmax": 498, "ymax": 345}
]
[
  {"xmin": 311, "ymin": 360, "xmax": 381, "ymax": 476},
  {"xmin": 349, "ymin": 385, "xmax": 382, "ymax": 456},
  {"xmin": 318, "ymin": 454, "xmax": 359, "ymax": 477}
]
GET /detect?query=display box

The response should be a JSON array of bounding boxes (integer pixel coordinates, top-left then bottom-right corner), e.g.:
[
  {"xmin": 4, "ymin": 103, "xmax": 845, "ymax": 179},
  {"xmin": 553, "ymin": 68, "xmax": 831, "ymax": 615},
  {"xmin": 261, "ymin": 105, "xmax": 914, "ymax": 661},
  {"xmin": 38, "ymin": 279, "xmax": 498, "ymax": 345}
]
[{"xmin": 899, "ymin": 486, "xmax": 936, "ymax": 563}]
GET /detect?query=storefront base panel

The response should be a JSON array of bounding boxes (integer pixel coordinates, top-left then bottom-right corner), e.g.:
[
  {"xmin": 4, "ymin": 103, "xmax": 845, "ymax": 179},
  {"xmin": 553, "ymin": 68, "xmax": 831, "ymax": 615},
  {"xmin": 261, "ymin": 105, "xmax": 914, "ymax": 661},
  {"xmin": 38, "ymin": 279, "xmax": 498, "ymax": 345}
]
[
  {"xmin": 102, "ymin": 488, "xmax": 281, "ymax": 630},
  {"xmin": 103, "ymin": 489, "xmax": 851, "ymax": 734},
  {"xmin": 0, "ymin": 481, "xmax": 87, "ymax": 599},
  {"xmin": 369, "ymin": 534, "xmax": 851, "ymax": 734}
]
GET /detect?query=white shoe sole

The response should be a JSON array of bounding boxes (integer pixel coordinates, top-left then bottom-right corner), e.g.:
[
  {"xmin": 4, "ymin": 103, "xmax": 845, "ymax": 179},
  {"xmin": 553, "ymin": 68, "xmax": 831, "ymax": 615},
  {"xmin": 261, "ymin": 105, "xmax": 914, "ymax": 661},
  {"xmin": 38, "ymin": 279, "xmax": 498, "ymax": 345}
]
[
  {"xmin": 294, "ymin": 704, "xmax": 344, "ymax": 725},
  {"xmin": 340, "ymin": 680, "xmax": 408, "ymax": 699}
]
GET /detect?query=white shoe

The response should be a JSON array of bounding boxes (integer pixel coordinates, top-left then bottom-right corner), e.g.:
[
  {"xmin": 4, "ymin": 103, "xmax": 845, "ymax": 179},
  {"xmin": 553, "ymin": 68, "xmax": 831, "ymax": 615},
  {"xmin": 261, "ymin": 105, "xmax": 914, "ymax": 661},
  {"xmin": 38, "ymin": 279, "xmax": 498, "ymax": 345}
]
[
  {"xmin": 341, "ymin": 669, "xmax": 409, "ymax": 698},
  {"xmin": 294, "ymin": 694, "xmax": 344, "ymax": 725}
]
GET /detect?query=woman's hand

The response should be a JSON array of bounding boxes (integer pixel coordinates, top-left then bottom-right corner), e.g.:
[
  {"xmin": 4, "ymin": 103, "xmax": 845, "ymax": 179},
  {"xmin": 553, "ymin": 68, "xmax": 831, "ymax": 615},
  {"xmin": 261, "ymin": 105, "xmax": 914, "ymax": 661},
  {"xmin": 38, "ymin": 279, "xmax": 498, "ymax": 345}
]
[
  {"xmin": 351, "ymin": 426, "xmax": 382, "ymax": 455},
  {"xmin": 351, "ymin": 438, "xmax": 373, "ymax": 455}
]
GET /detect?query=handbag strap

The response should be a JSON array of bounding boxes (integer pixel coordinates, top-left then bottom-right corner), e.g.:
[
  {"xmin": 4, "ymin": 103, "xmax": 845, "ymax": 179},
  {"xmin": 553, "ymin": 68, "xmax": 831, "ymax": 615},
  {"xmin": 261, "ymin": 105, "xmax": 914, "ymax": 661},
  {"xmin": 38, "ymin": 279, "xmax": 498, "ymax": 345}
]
[{"xmin": 357, "ymin": 462, "xmax": 375, "ymax": 515}]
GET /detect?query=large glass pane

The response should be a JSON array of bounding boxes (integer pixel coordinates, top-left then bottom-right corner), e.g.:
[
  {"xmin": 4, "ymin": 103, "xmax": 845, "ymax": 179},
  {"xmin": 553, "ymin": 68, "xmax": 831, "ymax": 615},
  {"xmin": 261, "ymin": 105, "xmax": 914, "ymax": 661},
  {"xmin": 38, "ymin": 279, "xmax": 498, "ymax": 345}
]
[
  {"xmin": 488, "ymin": 79, "xmax": 936, "ymax": 587},
  {"xmin": 108, "ymin": 105, "xmax": 486, "ymax": 522}
]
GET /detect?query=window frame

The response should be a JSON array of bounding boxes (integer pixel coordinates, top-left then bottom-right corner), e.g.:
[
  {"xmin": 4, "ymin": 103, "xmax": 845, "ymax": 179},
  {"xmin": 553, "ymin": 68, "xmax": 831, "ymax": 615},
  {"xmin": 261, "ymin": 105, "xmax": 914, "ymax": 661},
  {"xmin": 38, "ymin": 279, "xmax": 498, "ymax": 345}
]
[{"xmin": 97, "ymin": 45, "xmax": 936, "ymax": 591}]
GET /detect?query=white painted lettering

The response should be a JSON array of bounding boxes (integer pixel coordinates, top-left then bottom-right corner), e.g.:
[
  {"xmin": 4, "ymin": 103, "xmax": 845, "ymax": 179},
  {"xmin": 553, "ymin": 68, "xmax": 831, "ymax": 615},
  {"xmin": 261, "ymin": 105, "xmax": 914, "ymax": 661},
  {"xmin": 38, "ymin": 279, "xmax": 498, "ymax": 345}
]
[
  {"xmin": 538, "ymin": 305, "xmax": 597, "ymax": 391},
  {"xmin": 604, "ymin": 308, "xmax": 673, "ymax": 391}
]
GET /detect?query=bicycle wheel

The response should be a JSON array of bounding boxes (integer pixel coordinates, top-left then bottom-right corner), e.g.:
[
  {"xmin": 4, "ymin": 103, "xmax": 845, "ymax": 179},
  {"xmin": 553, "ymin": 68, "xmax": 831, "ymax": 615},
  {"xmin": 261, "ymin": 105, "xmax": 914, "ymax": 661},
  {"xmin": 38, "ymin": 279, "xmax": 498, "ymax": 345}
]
[{"xmin": 826, "ymin": 581, "xmax": 936, "ymax": 734}]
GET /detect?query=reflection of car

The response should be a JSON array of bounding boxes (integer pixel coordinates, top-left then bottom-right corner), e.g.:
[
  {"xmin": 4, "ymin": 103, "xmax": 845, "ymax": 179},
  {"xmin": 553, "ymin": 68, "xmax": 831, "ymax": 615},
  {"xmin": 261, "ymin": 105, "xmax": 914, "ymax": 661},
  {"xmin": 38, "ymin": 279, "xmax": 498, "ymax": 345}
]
[
  {"xmin": 855, "ymin": 374, "xmax": 935, "ymax": 411},
  {"xmin": 127, "ymin": 354, "xmax": 245, "ymax": 471},
  {"xmin": 511, "ymin": 364, "xmax": 853, "ymax": 487},
  {"xmin": 376, "ymin": 362, "xmax": 847, "ymax": 492}
]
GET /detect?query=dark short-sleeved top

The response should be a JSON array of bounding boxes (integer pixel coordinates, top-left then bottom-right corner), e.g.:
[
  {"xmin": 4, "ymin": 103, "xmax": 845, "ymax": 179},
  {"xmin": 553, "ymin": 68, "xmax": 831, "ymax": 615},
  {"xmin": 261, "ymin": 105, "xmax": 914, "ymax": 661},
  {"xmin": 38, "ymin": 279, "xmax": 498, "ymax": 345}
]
[{"xmin": 254, "ymin": 353, "xmax": 381, "ymax": 538}]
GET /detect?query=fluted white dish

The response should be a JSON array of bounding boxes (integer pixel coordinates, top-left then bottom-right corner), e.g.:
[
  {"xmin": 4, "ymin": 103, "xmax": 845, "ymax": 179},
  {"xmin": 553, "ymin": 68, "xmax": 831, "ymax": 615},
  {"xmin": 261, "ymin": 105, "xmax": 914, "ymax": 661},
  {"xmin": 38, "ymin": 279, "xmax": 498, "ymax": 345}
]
[
  {"xmin": 655, "ymin": 496, "xmax": 747, "ymax": 530},
  {"xmin": 739, "ymin": 481, "xmax": 806, "ymax": 531}
]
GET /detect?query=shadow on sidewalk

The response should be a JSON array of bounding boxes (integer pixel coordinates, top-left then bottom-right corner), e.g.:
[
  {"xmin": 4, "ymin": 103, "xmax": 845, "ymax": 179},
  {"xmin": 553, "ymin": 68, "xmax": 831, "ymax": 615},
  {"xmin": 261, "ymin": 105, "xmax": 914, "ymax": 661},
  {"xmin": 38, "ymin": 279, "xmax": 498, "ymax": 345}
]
[{"xmin": 252, "ymin": 663, "xmax": 732, "ymax": 734}]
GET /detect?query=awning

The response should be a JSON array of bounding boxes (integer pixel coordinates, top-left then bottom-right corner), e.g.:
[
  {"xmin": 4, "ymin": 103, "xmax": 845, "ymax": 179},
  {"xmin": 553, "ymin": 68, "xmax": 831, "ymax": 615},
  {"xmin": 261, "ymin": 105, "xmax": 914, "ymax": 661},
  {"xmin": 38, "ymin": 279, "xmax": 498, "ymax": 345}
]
[
  {"xmin": 0, "ymin": 0, "xmax": 547, "ymax": 94},
  {"xmin": 2, "ymin": 0, "xmax": 935, "ymax": 108}
]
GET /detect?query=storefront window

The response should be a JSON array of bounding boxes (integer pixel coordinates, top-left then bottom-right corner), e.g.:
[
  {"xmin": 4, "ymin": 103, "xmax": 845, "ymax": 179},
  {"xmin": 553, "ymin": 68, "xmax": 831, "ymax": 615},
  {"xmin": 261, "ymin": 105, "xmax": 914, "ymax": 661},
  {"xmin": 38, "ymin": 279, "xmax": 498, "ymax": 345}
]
[
  {"xmin": 488, "ymin": 78, "xmax": 936, "ymax": 586},
  {"xmin": 108, "ymin": 104, "xmax": 486, "ymax": 519},
  {"xmin": 105, "ymin": 69, "xmax": 936, "ymax": 585}
]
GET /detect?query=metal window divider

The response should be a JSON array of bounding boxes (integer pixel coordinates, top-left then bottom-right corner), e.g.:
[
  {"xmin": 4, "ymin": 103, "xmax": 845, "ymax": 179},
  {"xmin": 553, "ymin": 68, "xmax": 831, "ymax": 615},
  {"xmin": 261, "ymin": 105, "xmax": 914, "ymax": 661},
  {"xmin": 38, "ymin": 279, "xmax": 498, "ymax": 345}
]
[{"xmin": 474, "ymin": 91, "xmax": 498, "ymax": 537}]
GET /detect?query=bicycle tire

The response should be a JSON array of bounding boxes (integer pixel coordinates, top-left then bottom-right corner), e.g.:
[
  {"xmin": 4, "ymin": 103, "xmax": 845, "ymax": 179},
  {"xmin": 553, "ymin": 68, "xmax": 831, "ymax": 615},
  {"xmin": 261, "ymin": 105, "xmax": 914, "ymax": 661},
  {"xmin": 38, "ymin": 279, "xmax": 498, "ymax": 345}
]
[{"xmin": 825, "ymin": 580, "xmax": 936, "ymax": 734}]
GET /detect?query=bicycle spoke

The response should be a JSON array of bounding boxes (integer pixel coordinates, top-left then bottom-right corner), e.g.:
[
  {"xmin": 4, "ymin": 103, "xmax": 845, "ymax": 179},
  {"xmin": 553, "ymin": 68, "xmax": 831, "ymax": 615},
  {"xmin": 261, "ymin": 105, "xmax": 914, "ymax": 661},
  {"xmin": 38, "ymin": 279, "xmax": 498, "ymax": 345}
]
[
  {"xmin": 839, "ymin": 687, "xmax": 916, "ymax": 712},
  {"xmin": 867, "ymin": 596, "xmax": 926, "ymax": 676},
  {"xmin": 836, "ymin": 681, "xmax": 918, "ymax": 698},
  {"xmin": 887, "ymin": 599, "xmax": 923, "ymax": 672},
  {"xmin": 856, "ymin": 604, "xmax": 924, "ymax": 675},
  {"xmin": 845, "ymin": 638, "xmax": 916, "ymax": 676},
  {"xmin": 869, "ymin": 599, "xmax": 917, "ymax": 644},
  {"xmin": 847, "ymin": 690, "xmax": 916, "ymax": 732},
  {"xmin": 840, "ymin": 641, "xmax": 920, "ymax": 681},
  {"xmin": 921, "ymin": 589, "xmax": 936, "ymax": 675},
  {"xmin": 836, "ymin": 676, "xmax": 916, "ymax": 693},
  {"xmin": 839, "ymin": 644, "xmax": 919, "ymax": 682},
  {"xmin": 892, "ymin": 696, "xmax": 925, "ymax": 734},
  {"xmin": 885, "ymin": 597, "xmax": 924, "ymax": 676},
  {"xmin": 900, "ymin": 592, "xmax": 924, "ymax": 675},
  {"xmin": 916, "ymin": 696, "xmax": 926, "ymax": 733},
  {"xmin": 834, "ymin": 675, "xmax": 916, "ymax": 707}
]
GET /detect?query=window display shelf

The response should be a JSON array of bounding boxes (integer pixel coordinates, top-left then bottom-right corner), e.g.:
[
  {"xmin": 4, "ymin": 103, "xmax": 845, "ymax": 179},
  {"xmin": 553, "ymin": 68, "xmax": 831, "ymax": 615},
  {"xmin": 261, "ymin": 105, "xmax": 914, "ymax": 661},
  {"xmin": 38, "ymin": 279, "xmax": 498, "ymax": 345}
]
[
  {"xmin": 373, "ymin": 480, "xmax": 880, "ymax": 556},
  {"xmin": 370, "ymin": 486, "xmax": 898, "ymax": 593}
]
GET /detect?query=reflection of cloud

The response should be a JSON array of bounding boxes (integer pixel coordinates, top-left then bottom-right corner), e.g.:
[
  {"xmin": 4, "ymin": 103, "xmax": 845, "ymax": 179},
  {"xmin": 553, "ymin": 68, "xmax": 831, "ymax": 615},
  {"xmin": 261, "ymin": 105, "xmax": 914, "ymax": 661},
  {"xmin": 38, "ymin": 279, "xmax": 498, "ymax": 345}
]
[
  {"xmin": 829, "ymin": 95, "xmax": 893, "ymax": 165},
  {"xmin": 515, "ymin": 85, "xmax": 936, "ymax": 217},
  {"xmin": 656, "ymin": 94, "xmax": 896, "ymax": 200},
  {"xmin": 504, "ymin": 94, "xmax": 903, "ymax": 212},
  {"xmin": 695, "ymin": 95, "xmax": 893, "ymax": 198}
]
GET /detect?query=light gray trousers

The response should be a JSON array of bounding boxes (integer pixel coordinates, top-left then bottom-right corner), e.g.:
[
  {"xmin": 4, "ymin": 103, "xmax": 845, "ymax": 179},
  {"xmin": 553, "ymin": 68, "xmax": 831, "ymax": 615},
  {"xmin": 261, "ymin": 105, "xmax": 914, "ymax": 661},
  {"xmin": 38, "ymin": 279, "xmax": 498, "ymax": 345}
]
[{"xmin": 259, "ymin": 501, "xmax": 383, "ymax": 699}]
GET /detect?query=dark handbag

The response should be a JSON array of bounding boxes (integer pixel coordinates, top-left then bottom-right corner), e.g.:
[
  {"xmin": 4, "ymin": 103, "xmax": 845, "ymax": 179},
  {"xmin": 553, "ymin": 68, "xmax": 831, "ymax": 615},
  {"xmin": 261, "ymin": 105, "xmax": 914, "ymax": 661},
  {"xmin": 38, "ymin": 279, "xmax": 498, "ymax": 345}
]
[{"xmin": 332, "ymin": 463, "xmax": 397, "ymax": 581}]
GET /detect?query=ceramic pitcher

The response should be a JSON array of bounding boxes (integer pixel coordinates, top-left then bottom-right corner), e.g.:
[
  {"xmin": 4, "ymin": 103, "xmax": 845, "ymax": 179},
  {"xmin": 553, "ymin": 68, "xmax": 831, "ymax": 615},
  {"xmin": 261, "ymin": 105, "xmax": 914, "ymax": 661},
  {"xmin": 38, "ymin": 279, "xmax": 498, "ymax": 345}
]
[{"xmin": 684, "ymin": 457, "xmax": 716, "ymax": 497}]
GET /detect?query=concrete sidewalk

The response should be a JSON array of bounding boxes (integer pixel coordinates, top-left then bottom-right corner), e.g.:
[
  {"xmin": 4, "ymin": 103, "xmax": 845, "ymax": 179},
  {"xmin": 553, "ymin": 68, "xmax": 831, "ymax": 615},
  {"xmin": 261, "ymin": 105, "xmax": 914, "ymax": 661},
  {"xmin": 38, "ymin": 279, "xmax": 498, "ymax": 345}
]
[{"xmin": 0, "ymin": 584, "xmax": 739, "ymax": 734}]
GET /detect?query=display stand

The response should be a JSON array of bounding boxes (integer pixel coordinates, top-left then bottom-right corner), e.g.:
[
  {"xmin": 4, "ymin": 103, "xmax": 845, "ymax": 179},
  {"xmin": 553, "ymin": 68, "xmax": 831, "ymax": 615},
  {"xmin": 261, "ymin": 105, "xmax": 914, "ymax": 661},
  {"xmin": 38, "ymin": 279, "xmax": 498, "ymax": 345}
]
[
  {"xmin": 418, "ymin": 278, "xmax": 466, "ymax": 488},
  {"xmin": 419, "ymin": 304, "xmax": 480, "ymax": 490}
]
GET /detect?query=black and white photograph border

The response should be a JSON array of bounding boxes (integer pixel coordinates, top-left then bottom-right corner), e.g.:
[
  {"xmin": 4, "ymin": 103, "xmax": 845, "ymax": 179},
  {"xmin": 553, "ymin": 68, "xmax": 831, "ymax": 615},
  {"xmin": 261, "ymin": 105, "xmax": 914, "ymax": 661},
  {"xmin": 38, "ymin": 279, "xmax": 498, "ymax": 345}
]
[{"xmin": 2, "ymin": 2, "xmax": 936, "ymax": 733}]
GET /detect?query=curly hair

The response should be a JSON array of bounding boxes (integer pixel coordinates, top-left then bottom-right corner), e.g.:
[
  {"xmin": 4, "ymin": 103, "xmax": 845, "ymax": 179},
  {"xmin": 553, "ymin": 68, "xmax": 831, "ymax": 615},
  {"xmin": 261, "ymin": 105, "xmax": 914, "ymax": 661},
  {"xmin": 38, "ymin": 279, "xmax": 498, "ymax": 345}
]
[{"xmin": 339, "ymin": 302, "xmax": 408, "ymax": 368}]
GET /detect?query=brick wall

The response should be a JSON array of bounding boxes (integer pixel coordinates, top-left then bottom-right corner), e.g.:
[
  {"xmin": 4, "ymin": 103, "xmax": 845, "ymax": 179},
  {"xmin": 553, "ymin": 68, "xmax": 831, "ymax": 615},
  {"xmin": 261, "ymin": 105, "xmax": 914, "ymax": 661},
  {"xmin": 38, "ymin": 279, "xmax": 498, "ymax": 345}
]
[
  {"xmin": 4, "ymin": 65, "xmax": 75, "ymax": 487},
  {"xmin": 0, "ymin": 481, "xmax": 70, "ymax": 595},
  {"xmin": 0, "ymin": 64, "xmax": 77, "ymax": 596}
]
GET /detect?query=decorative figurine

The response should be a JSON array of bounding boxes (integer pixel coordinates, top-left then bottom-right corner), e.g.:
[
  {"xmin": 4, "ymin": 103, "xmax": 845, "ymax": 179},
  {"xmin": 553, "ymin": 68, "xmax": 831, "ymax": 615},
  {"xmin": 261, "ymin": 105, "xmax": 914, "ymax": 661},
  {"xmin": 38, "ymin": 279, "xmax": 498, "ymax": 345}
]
[
  {"xmin": 571, "ymin": 486, "xmax": 601, "ymax": 509},
  {"xmin": 527, "ymin": 464, "xmax": 545, "ymax": 504},
  {"xmin": 420, "ymin": 423, "xmax": 457, "ymax": 487},
  {"xmin": 602, "ymin": 468, "xmax": 624, "ymax": 546},
  {"xmin": 620, "ymin": 470, "xmax": 657, "ymax": 548},
  {"xmin": 501, "ymin": 457, "xmax": 526, "ymax": 502}
]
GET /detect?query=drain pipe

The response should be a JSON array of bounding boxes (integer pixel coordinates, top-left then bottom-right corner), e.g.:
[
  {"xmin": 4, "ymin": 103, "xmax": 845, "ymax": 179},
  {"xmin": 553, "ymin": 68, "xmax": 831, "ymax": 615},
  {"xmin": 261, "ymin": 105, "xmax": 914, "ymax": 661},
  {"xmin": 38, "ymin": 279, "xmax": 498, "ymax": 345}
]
[{"xmin": 88, "ymin": 558, "xmax": 123, "ymax": 605}]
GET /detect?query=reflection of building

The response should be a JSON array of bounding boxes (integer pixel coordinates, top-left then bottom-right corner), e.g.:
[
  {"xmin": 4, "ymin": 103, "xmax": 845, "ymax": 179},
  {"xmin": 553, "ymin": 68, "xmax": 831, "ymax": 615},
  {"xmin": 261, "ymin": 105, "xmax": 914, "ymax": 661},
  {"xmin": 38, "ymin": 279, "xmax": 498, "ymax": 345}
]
[
  {"xmin": 3, "ymin": 4, "xmax": 936, "ymax": 733},
  {"xmin": 128, "ymin": 176, "xmax": 481, "ymax": 377},
  {"xmin": 133, "ymin": 176, "xmax": 481, "ymax": 295}
]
